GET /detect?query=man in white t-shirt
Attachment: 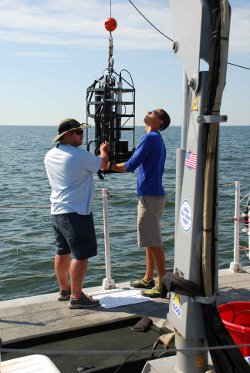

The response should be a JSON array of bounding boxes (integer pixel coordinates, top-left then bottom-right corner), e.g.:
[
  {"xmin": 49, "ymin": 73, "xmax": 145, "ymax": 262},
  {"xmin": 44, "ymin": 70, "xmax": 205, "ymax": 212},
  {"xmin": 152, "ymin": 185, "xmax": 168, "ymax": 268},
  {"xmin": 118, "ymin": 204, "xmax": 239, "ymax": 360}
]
[{"xmin": 44, "ymin": 118, "xmax": 110, "ymax": 309}]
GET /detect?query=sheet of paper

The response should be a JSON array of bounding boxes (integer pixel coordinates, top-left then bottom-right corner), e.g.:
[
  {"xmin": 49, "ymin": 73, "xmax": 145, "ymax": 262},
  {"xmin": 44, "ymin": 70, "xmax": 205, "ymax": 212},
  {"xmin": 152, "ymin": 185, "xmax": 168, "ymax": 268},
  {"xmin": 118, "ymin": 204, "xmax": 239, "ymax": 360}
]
[{"xmin": 89, "ymin": 288, "xmax": 152, "ymax": 309}]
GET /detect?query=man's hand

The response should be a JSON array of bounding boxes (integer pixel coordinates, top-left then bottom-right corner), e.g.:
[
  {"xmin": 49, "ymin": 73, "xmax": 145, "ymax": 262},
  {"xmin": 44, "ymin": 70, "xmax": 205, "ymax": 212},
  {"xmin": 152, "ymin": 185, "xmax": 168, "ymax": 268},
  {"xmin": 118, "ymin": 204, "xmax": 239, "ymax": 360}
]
[
  {"xmin": 99, "ymin": 141, "xmax": 110, "ymax": 170},
  {"xmin": 100, "ymin": 141, "xmax": 110, "ymax": 154},
  {"xmin": 105, "ymin": 161, "xmax": 111, "ymax": 171}
]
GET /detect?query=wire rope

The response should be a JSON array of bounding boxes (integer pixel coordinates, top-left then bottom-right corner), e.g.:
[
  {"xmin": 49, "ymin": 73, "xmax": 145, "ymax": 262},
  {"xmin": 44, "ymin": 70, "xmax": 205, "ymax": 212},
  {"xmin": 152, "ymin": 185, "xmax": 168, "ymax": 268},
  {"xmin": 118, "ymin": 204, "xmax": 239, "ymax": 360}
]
[{"xmin": 128, "ymin": 0, "xmax": 250, "ymax": 71}]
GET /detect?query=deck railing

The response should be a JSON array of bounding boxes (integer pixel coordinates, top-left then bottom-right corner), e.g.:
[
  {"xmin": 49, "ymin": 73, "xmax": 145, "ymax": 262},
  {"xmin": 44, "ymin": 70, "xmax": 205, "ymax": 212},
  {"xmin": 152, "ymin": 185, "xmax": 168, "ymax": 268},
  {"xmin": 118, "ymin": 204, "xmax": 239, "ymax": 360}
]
[
  {"xmin": 102, "ymin": 182, "xmax": 250, "ymax": 287},
  {"xmin": 230, "ymin": 181, "xmax": 250, "ymax": 272},
  {"xmin": 2, "ymin": 182, "xmax": 248, "ymax": 290}
]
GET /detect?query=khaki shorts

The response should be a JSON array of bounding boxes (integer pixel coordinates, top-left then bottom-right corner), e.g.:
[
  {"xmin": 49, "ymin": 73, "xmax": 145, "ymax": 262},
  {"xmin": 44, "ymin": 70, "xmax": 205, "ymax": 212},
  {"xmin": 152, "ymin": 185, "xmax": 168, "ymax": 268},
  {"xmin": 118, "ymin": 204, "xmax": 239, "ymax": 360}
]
[{"xmin": 137, "ymin": 195, "xmax": 165, "ymax": 247}]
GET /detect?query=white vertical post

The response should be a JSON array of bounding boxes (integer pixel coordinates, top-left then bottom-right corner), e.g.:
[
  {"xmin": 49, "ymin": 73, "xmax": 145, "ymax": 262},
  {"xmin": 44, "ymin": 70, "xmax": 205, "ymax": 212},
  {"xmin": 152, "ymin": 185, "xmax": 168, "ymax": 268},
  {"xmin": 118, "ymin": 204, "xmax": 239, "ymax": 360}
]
[
  {"xmin": 175, "ymin": 70, "xmax": 189, "ymax": 239},
  {"xmin": 102, "ymin": 188, "xmax": 116, "ymax": 290},
  {"xmin": 230, "ymin": 181, "xmax": 241, "ymax": 272},
  {"xmin": 181, "ymin": 68, "xmax": 189, "ymax": 149}
]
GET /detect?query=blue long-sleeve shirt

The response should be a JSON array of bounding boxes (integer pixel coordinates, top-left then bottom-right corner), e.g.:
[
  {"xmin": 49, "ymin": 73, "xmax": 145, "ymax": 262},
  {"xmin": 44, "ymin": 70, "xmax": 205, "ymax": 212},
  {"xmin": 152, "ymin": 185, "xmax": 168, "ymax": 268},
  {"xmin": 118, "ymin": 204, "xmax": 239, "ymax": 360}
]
[{"xmin": 124, "ymin": 131, "xmax": 166, "ymax": 196}]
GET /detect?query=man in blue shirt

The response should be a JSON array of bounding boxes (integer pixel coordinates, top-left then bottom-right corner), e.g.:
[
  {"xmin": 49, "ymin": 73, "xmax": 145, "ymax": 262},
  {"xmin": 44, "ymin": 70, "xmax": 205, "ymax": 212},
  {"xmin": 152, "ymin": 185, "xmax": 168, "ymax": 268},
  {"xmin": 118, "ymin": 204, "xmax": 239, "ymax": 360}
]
[{"xmin": 109, "ymin": 109, "xmax": 170, "ymax": 297}]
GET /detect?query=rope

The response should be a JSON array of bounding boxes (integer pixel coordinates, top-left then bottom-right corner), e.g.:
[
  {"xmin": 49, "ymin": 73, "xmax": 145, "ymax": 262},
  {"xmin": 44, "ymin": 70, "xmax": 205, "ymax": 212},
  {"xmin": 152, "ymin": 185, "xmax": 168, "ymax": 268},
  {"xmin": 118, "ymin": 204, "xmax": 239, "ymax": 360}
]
[
  {"xmin": 240, "ymin": 192, "xmax": 250, "ymax": 204},
  {"xmin": 219, "ymin": 182, "xmax": 236, "ymax": 187},
  {"xmin": 0, "ymin": 274, "xmax": 54, "ymax": 282},
  {"xmin": 0, "ymin": 182, "xmax": 244, "ymax": 202},
  {"xmin": 234, "ymin": 218, "xmax": 249, "ymax": 224},
  {"xmin": 1, "ymin": 343, "xmax": 250, "ymax": 357},
  {"xmin": 0, "ymin": 247, "xmax": 243, "ymax": 285},
  {"xmin": 0, "ymin": 205, "xmax": 50, "ymax": 209},
  {"xmin": 239, "ymin": 245, "xmax": 249, "ymax": 251}
]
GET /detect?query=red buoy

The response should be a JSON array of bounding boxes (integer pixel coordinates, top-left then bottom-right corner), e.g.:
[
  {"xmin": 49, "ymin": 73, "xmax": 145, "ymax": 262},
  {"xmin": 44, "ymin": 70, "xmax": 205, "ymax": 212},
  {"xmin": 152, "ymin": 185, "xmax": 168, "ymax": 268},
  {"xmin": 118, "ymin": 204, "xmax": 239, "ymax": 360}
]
[{"xmin": 104, "ymin": 17, "xmax": 117, "ymax": 32}]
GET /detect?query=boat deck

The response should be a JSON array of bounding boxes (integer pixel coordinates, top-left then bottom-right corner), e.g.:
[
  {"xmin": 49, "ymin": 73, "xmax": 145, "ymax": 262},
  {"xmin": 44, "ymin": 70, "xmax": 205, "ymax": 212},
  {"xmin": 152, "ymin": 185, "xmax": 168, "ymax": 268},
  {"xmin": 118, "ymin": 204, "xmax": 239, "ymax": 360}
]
[{"xmin": 1, "ymin": 267, "xmax": 250, "ymax": 345}]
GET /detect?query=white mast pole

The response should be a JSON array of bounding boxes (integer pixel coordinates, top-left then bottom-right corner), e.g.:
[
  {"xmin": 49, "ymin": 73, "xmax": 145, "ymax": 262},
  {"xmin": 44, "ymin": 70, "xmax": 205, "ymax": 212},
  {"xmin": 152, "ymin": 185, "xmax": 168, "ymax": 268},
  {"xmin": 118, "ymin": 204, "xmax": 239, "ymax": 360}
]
[
  {"xmin": 230, "ymin": 181, "xmax": 241, "ymax": 272},
  {"xmin": 102, "ymin": 188, "xmax": 115, "ymax": 290}
]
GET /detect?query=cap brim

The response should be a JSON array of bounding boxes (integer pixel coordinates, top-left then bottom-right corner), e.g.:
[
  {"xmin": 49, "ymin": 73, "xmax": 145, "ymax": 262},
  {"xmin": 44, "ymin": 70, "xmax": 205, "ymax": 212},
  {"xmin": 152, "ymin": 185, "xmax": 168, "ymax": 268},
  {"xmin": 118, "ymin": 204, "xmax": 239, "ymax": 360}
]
[
  {"xmin": 79, "ymin": 123, "xmax": 91, "ymax": 129},
  {"xmin": 52, "ymin": 123, "xmax": 91, "ymax": 142}
]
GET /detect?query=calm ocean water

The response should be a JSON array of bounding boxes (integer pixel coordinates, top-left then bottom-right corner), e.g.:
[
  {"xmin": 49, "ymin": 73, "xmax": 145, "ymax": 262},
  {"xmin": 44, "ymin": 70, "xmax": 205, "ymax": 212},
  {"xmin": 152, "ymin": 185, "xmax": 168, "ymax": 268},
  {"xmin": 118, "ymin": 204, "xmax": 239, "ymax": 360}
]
[{"xmin": 0, "ymin": 125, "xmax": 249, "ymax": 301}]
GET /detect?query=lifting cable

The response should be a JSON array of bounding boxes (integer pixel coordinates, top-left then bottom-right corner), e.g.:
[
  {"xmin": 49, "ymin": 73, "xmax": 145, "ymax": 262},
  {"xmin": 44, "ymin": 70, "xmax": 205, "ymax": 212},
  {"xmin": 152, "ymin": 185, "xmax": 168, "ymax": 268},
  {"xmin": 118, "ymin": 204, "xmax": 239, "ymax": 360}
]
[{"xmin": 128, "ymin": 0, "xmax": 250, "ymax": 71}]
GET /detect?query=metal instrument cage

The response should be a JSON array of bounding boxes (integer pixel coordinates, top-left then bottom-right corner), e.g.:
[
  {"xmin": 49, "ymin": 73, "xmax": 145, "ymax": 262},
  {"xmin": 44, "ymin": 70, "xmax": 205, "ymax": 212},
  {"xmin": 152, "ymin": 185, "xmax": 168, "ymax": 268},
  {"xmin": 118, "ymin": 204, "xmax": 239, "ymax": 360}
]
[{"xmin": 85, "ymin": 69, "xmax": 135, "ymax": 166}]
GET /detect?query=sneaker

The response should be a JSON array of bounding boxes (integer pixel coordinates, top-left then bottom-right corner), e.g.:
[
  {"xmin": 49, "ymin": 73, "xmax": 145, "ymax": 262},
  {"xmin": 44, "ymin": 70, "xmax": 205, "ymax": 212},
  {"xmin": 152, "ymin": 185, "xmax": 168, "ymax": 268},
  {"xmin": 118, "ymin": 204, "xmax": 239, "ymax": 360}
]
[
  {"xmin": 130, "ymin": 278, "xmax": 155, "ymax": 289},
  {"xmin": 68, "ymin": 293, "xmax": 100, "ymax": 309},
  {"xmin": 58, "ymin": 287, "xmax": 71, "ymax": 301},
  {"xmin": 141, "ymin": 285, "xmax": 161, "ymax": 298}
]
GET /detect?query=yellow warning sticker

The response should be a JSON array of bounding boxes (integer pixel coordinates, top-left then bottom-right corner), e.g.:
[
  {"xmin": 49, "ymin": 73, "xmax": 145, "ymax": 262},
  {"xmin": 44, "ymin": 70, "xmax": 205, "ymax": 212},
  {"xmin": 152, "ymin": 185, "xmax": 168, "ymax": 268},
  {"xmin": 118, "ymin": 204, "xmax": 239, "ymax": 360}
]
[
  {"xmin": 197, "ymin": 355, "xmax": 204, "ymax": 368},
  {"xmin": 173, "ymin": 293, "xmax": 180, "ymax": 305},
  {"xmin": 192, "ymin": 95, "xmax": 198, "ymax": 111},
  {"xmin": 172, "ymin": 293, "xmax": 181, "ymax": 318}
]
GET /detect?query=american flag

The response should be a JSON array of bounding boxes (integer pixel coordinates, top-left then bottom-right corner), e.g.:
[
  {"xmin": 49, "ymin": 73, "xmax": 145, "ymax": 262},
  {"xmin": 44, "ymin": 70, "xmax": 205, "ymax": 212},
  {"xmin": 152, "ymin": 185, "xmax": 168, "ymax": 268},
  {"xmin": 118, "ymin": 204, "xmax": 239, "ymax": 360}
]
[{"xmin": 185, "ymin": 151, "xmax": 197, "ymax": 169}]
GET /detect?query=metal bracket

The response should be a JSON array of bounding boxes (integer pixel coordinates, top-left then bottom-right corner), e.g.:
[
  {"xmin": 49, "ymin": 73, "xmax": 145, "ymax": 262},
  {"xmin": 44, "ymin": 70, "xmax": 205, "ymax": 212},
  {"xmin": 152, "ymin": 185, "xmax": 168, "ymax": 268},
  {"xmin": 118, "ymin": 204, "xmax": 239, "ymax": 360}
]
[
  {"xmin": 197, "ymin": 115, "xmax": 228, "ymax": 124},
  {"xmin": 191, "ymin": 293, "xmax": 217, "ymax": 304},
  {"xmin": 174, "ymin": 267, "xmax": 184, "ymax": 278}
]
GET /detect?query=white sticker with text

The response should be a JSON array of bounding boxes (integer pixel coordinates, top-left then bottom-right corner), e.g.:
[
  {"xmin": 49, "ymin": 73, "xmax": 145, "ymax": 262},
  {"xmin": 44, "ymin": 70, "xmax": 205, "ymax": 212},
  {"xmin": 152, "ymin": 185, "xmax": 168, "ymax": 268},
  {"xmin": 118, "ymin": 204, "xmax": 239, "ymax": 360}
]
[{"xmin": 180, "ymin": 199, "xmax": 192, "ymax": 232}]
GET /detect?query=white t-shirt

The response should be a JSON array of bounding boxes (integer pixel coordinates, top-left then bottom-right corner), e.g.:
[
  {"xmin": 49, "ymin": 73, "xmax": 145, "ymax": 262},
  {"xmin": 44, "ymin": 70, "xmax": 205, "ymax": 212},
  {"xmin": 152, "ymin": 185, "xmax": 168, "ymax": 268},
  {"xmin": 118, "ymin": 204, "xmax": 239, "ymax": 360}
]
[{"xmin": 44, "ymin": 144, "xmax": 101, "ymax": 215}]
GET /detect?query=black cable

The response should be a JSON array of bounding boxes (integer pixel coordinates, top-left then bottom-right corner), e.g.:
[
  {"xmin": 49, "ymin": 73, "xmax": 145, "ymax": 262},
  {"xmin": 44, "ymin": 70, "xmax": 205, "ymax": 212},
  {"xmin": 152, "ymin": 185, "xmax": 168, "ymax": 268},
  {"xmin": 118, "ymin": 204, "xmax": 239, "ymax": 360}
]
[
  {"xmin": 128, "ymin": 0, "xmax": 250, "ymax": 71},
  {"xmin": 112, "ymin": 343, "xmax": 155, "ymax": 373},
  {"xmin": 228, "ymin": 61, "xmax": 250, "ymax": 70},
  {"xmin": 128, "ymin": 0, "xmax": 173, "ymax": 42},
  {"xmin": 120, "ymin": 69, "xmax": 135, "ymax": 87},
  {"xmin": 156, "ymin": 349, "xmax": 175, "ymax": 359}
]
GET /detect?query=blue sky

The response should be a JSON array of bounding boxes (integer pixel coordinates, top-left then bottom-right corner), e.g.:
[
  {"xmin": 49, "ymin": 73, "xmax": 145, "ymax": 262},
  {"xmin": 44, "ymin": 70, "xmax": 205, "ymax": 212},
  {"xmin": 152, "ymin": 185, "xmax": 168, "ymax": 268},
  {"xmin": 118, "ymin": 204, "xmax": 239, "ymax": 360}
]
[{"xmin": 0, "ymin": 0, "xmax": 249, "ymax": 126}]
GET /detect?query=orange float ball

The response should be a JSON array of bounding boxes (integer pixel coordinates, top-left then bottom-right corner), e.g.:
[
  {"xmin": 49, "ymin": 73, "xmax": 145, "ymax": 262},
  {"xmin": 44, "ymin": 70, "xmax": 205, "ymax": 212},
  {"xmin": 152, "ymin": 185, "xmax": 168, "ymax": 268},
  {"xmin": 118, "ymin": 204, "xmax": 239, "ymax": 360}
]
[{"xmin": 104, "ymin": 17, "xmax": 117, "ymax": 32}]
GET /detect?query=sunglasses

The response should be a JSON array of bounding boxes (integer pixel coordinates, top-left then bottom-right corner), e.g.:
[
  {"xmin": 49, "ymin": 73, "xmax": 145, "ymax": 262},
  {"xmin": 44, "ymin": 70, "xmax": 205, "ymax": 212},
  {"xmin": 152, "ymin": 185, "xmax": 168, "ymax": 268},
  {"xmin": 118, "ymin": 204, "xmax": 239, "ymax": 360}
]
[
  {"xmin": 151, "ymin": 110, "xmax": 162, "ymax": 118},
  {"xmin": 71, "ymin": 129, "xmax": 83, "ymax": 135}
]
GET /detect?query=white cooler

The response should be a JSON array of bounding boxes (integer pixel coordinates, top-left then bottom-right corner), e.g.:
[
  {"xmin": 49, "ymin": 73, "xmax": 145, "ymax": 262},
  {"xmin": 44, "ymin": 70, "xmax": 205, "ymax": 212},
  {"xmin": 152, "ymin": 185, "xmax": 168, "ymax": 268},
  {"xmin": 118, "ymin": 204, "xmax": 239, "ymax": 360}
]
[{"xmin": 1, "ymin": 354, "xmax": 61, "ymax": 372}]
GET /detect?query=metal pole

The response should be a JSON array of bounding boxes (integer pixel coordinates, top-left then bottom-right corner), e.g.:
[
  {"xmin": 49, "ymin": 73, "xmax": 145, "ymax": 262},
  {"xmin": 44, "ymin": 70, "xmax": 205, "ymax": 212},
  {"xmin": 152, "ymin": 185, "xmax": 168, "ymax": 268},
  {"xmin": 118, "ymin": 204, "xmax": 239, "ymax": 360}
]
[
  {"xmin": 181, "ymin": 69, "xmax": 189, "ymax": 149},
  {"xmin": 175, "ymin": 69, "xmax": 189, "ymax": 240},
  {"xmin": 175, "ymin": 334, "xmax": 208, "ymax": 373},
  {"xmin": 230, "ymin": 181, "xmax": 241, "ymax": 272},
  {"xmin": 102, "ymin": 188, "xmax": 116, "ymax": 290},
  {"xmin": 175, "ymin": 148, "xmax": 185, "ymax": 240}
]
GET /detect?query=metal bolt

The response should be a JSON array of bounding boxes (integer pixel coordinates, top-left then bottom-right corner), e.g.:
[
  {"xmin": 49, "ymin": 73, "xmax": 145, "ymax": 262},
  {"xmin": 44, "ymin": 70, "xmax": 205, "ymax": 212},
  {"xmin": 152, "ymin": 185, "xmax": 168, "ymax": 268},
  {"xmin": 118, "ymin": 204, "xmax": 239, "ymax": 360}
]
[
  {"xmin": 172, "ymin": 41, "xmax": 178, "ymax": 53},
  {"xmin": 188, "ymin": 78, "xmax": 197, "ymax": 90}
]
